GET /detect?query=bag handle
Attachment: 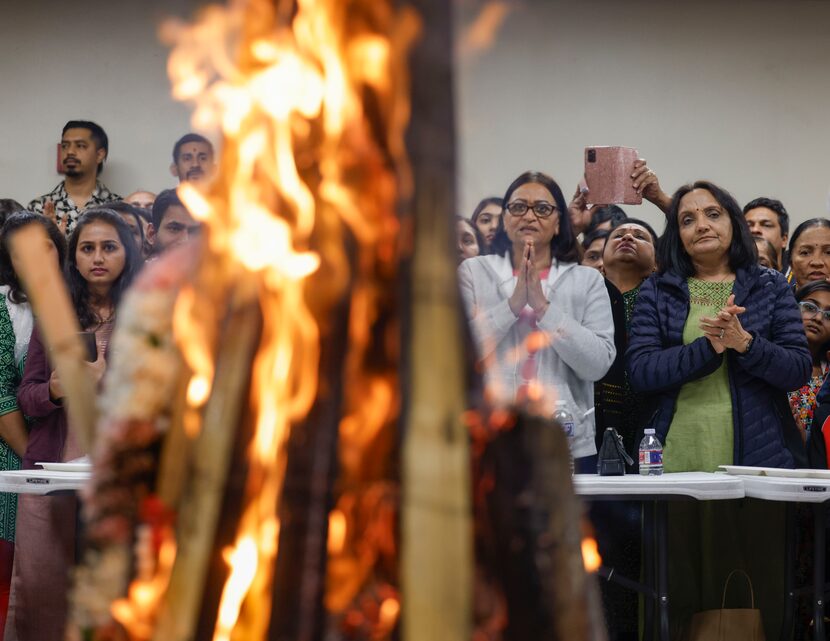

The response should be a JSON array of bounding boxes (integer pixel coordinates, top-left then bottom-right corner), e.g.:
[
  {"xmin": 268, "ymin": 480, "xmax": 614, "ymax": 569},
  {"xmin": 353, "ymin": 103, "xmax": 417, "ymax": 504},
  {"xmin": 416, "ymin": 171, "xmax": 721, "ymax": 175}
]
[
  {"xmin": 721, "ymin": 569, "xmax": 755, "ymax": 609},
  {"xmin": 605, "ymin": 428, "xmax": 634, "ymax": 466}
]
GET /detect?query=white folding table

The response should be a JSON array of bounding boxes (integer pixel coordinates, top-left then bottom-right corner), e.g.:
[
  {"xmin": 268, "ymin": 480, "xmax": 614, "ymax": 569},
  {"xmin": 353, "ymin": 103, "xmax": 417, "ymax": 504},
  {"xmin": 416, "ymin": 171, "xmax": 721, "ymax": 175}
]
[
  {"xmin": 741, "ymin": 474, "xmax": 830, "ymax": 641},
  {"xmin": 573, "ymin": 472, "xmax": 745, "ymax": 641},
  {"xmin": 0, "ymin": 469, "xmax": 90, "ymax": 494}
]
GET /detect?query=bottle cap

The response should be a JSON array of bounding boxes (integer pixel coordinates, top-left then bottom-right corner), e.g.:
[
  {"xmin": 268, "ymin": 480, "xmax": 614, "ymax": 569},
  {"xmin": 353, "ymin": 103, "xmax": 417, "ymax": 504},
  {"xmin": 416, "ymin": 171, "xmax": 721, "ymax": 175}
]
[{"xmin": 644, "ymin": 428, "xmax": 655, "ymax": 435}]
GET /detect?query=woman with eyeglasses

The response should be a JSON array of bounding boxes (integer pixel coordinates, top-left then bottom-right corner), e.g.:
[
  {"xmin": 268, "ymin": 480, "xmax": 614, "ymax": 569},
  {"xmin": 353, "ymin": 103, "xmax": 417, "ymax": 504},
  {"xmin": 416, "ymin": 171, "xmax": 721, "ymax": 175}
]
[
  {"xmin": 626, "ymin": 181, "xmax": 810, "ymax": 634},
  {"xmin": 458, "ymin": 171, "xmax": 616, "ymax": 471},
  {"xmin": 788, "ymin": 281, "xmax": 830, "ymax": 441}
]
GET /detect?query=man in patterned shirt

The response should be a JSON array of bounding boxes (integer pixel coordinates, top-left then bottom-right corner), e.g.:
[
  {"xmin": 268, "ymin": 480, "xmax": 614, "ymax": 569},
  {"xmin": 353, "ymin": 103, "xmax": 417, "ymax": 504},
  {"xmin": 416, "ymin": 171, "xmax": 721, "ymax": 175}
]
[{"xmin": 28, "ymin": 120, "xmax": 121, "ymax": 234}]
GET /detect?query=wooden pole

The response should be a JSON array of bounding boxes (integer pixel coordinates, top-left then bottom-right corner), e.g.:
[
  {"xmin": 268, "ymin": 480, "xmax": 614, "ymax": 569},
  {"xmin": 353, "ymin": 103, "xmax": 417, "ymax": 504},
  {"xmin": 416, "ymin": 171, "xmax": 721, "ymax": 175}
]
[
  {"xmin": 152, "ymin": 288, "xmax": 262, "ymax": 641},
  {"xmin": 400, "ymin": 1, "xmax": 473, "ymax": 639},
  {"xmin": 8, "ymin": 224, "xmax": 97, "ymax": 451},
  {"xmin": 481, "ymin": 414, "xmax": 608, "ymax": 641}
]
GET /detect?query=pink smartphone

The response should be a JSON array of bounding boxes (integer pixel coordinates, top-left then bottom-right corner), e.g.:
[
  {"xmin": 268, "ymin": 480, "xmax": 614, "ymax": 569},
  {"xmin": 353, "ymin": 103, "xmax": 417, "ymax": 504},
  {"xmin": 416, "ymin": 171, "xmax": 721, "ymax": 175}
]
[{"xmin": 584, "ymin": 146, "xmax": 642, "ymax": 205}]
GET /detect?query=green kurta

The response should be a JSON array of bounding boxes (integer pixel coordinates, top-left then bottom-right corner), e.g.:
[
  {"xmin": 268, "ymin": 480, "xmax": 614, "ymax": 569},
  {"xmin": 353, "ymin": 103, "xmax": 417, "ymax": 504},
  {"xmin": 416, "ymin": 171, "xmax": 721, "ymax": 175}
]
[
  {"xmin": 664, "ymin": 278, "xmax": 734, "ymax": 472},
  {"xmin": 664, "ymin": 278, "xmax": 783, "ymax": 639},
  {"xmin": 0, "ymin": 295, "xmax": 22, "ymax": 542}
]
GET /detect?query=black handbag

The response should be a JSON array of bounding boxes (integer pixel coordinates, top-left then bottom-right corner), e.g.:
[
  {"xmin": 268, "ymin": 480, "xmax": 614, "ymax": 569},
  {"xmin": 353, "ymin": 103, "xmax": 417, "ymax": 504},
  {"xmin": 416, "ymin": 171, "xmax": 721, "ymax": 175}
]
[{"xmin": 597, "ymin": 427, "xmax": 634, "ymax": 476}]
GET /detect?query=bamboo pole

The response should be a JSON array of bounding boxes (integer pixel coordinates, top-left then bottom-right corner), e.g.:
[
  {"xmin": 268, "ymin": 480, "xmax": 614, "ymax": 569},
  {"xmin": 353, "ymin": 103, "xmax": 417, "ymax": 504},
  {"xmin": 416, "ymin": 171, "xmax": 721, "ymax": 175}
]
[
  {"xmin": 8, "ymin": 224, "xmax": 97, "ymax": 451},
  {"xmin": 152, "ymin": 287, "xmax": 262, "ymax": 641},
  {"xmin": 401, "ymin": 0, "xmax": 472, "ymax": 638},
  {"xmin": 156, "ymin": 370, "xmax": 196, "ymax": 509}
]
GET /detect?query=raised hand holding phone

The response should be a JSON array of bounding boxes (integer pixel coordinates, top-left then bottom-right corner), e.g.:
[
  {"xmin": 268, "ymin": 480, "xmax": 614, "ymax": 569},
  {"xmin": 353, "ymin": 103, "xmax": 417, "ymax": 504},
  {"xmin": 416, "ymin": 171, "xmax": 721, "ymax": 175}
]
[
  {"xmin": 631, "ymin": 159, "xmax": 672, "ymax": 214},
  {"xmin": 584, "ymin": 146, "xmax": 642, "ymax": 205}
]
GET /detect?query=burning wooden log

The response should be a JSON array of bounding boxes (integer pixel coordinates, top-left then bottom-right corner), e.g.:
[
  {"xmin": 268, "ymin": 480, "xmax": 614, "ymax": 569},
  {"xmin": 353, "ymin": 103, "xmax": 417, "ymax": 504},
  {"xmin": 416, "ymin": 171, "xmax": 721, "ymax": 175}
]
[
  {"xmin": 153, "ymin": 287, "xmax": 262, "ymax": 641},
  {"xmin": 72, "ymin": 1, "xmax": 610, "ymax": 640},
  {"xmin": 478, "ymin": 413, "xmax": 607, "ymax": 641}
]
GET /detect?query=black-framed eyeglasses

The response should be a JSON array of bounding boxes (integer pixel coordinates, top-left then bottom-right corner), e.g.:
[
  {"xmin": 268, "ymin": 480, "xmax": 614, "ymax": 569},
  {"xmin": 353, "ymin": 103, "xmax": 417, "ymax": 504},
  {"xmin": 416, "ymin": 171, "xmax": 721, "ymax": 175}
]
[
  {"xmin": 799, "ymin": 300, "xmax": 830, "ymax": 322},
  {"xmin": 505, "ymin": 200, "xmax": 557, "ymax": 218}
]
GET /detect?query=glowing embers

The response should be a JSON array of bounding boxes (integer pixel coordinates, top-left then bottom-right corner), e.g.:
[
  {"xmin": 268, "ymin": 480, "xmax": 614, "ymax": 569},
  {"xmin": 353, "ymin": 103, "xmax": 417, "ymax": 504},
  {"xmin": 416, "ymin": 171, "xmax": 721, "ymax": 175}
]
[{"xmin": 581, "ymin": 536, "xmax": 601, "ymax": 573}]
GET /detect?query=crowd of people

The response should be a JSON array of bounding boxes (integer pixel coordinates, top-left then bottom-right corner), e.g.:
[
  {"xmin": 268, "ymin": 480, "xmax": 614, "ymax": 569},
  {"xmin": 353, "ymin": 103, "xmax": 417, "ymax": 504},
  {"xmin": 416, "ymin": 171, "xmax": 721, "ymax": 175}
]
[
  {"xmin": 458, "ymin": 164, "xmax": 830, "ymax": 638},
  {"xmin": 0, "ymin": 119, "xmax": 210, "ymax": 640},
  {"xmin": 0, "ymin": 115, "xmax": 825, "ymax": 638}
]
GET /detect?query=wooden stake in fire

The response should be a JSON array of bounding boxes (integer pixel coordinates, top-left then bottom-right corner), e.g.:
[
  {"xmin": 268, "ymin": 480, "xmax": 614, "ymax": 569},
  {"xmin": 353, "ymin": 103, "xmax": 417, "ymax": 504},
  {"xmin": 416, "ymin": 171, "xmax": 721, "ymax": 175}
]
[
  {"xmin": 401, "ymin": 0, "xmax": 473, "ymax": 639},
  {"xmin": 8, "ymin": 223, "xmax": 98, "ymax": 451}
]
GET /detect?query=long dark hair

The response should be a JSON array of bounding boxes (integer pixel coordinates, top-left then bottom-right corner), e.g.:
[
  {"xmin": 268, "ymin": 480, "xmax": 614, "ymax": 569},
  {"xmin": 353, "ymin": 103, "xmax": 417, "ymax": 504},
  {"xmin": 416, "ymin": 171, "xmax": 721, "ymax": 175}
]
[
  {"xmin": 657, "ymin": 181, "xmax": 756, "ymax": 277},
  {"xmin": 471, "ymin": 197, "xmax": 503, "ymax": 225},
  {"xmin": 795, "ymin": 279, "xmax": 830, "ymax": 303},
  {"xmin": 490, "ymin": 171, "xmax": 579, "ymax": 263},
  {"xmin": 67, "ymin": 208, "xmax": 141, "ymax": 329},
  {"xmin": 0, "ymin": 211, "xmax": 67, "ymax": 304}
]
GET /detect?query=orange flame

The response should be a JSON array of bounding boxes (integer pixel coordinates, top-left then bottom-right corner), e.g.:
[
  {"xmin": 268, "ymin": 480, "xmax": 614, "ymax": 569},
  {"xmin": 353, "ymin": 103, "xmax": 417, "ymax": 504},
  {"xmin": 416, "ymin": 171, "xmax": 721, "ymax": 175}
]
[
  {"xmin": 327, "ymin": 509, "xmax": 347, "ymax": 555},
  {"xmin": 110, "ymin": 532, "xmax": 177, "ymax": 640},
  {"xmin": 581, "ymin": 536, "xmax": 602, "ymax": 573},
  {"xmin": 158, "ymin": 0, "xmax": 415, "ymax": 639}
]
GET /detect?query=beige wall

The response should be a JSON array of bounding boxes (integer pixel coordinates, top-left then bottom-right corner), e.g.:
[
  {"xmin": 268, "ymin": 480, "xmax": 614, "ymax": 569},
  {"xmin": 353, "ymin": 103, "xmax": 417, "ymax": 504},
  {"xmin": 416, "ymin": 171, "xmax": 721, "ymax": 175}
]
[
  {"xmin": 0, "ymin": 0, "xmax": 207, "ymax": 206},
  {"xmin": 455, "ymin": 0, "xmax": 830, "ymax": 236},
  {"xmin": 2, "ymin": 0, "xmax": 828, "ymax": 236}
]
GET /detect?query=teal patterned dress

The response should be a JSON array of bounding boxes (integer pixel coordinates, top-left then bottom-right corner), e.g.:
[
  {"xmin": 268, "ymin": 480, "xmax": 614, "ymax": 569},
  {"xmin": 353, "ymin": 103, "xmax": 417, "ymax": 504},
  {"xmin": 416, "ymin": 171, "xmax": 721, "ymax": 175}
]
[{"xmin": 0, "ymin": 294, "xmax": 25, "ymax": 542}]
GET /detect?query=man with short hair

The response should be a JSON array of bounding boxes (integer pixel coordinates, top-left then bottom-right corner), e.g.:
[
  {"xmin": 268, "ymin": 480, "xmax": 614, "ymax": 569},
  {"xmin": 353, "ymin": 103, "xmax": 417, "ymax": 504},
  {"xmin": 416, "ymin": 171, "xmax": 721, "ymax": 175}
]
[
  {"xmin": 170, "ymin": 133, "xmax": 215, "ymax": 184},
  {"xmin": 28, "ymin": 120, "xmax": 120, "ymax": 234},
  {"xmin": 147, "ymin": 189, "xmax": 201, "ymax": 255},
  {"xmin": 743, "ymin": 197, "xmax": 790, "ymax": 276}
]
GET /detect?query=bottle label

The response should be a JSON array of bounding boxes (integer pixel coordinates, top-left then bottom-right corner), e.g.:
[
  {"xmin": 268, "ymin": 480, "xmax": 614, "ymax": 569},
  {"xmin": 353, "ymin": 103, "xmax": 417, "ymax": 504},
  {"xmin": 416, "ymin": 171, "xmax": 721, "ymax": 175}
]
[
  {"xmin": 561, "ymin": 420, "xmax": 575, "ymax": 437},
  {"xmin": 639, "ymin": 450, "xmax": 663, "ymax": 466}
]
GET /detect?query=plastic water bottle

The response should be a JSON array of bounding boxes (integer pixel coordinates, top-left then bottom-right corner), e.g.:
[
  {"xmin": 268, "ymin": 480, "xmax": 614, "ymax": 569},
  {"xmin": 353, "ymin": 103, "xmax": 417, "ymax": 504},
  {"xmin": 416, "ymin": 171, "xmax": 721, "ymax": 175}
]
[
  {"xmin": 553, "ymin": 400, "xmax": 576, "ymax": 474},
  {"xmin": 639, "ymin": 428, "xmax": 663, "ymax": 476}
]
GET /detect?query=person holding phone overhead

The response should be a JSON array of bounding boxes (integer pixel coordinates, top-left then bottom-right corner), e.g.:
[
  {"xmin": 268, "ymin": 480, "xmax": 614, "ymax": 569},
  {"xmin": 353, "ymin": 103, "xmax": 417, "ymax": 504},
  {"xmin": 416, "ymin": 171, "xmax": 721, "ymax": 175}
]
[
  {"xmin": 458, "ymin": 171, "xmax": 616, "ymax": 470},
  {"xmin": 568, "ymin": 155, "xmax": 672, "ymax": 235},
  {"xmin": 8, "ymin": 208, "xmax": 140, "ymax": 641}
]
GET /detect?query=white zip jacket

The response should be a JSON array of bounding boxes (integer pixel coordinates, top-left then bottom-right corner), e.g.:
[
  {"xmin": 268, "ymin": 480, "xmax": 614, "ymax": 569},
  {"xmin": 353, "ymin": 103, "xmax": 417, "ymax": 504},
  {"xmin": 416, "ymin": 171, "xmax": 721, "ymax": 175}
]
[{"xmin": 458, "ymin": 253, "xmax": 616, "ymax": 458}]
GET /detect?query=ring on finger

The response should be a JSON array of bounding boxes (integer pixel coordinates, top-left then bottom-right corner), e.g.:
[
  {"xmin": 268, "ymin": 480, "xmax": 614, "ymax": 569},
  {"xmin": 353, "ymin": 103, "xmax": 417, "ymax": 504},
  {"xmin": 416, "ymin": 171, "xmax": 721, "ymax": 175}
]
[{"xmin": 719, "ymin": 329, "xmax": 725, "ymax": 339}]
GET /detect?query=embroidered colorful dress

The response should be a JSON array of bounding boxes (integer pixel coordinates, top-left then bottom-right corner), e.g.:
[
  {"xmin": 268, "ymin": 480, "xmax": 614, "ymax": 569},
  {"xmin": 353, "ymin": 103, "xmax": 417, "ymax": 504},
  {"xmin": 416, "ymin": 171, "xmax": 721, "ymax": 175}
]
[
  {"xmin": 664, "ymin": 278, "xmax": 735, "ymax": 472},
  {"xmin": 0, "ymin": 289, "xmax": 33, "ymax": 543},
  {"xmin": 787, "ymin": 361, "xmax": 829, "ymax": 440}
]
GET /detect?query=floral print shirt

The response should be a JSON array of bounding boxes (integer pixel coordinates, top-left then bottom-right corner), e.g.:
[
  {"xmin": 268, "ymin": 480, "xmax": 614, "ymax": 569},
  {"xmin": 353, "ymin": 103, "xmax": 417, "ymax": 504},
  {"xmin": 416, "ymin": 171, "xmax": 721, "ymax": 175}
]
[{"xmin": 28, "ymin": 180, "xmax": 121, "ymax": 234}]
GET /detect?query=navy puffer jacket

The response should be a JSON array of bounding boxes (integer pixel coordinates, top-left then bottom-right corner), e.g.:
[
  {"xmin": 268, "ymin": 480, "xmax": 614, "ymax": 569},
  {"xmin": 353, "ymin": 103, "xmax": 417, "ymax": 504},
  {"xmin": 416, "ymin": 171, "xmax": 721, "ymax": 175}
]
[{"xmin": 626, "ymin": 265, "xmax": 810, "ymax": 468}]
